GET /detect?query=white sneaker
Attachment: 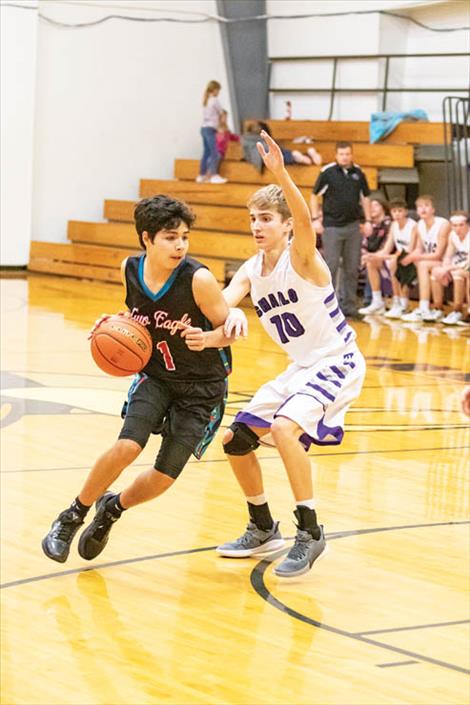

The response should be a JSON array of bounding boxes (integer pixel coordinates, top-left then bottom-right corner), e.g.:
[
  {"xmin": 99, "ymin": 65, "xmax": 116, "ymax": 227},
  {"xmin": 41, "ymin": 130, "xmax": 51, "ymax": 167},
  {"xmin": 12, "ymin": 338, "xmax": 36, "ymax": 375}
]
[
  {"xmin": 209, "ymin": 174, "xmax": 228, "ymax": 184},
  {"xmin": 358, "ymin": 301, "xmax": 385, "ymax": 315},
  {"xmin": 422, "ymin": 309, "xmax": 444, "ymax": 322},
  {"xmin": 384, "ymin": 304, "xmax": 404, "ymax": 319},
  {"xmin": 442, "ymin": 311, "xmax": 463, "ymax": 325},
  {"xmin": 401, "ymin": 308, "xmax": 424, "ymax": 322},
  {"xmin": 195, "ymin": 175, "xmax": 208, "ymax": 183}
]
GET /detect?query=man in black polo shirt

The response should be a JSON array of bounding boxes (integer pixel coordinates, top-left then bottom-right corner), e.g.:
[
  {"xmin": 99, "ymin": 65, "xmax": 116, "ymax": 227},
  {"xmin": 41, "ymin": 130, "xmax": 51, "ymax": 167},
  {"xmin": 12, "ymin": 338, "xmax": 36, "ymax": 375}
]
[{"xmin": 310, "ymin": 141, "xmax": 372, "ymax": 318}]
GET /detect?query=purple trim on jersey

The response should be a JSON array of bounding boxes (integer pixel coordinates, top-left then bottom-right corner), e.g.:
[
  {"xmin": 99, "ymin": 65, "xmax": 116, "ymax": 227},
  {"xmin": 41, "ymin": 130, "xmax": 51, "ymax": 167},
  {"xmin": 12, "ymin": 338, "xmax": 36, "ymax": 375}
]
[
  {"xmin": 323, "ymin": 290, "xmax": 336, "ymax": 305},
  {"xmin": 328, "ymin": 306, "xmax": 341, "ymax": 319},
  {"xmin": 330, "ymin": 365, "xmax": 345, "ymax": 378},
  {"xmin": 306, "ymin": 382, "xmax": 335, "ymax": 402},
  {"xmin": 336, "ymin": 319, "xmax": 347, "ymax": 333},
  {"xmin": 317, "ymin": 371, "xmax": 341, "ymax": 388},
  {"xmin": 235, "ymin": 411, "xmax": 271, "ymax": 428},
  {"xmin": 343, "ymin": 330, "xmax": 353, "ymax": 345}
]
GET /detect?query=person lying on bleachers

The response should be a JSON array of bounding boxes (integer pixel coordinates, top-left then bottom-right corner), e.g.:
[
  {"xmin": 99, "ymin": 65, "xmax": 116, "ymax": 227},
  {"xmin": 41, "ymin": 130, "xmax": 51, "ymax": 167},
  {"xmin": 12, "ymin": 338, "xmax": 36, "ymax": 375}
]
[
  {"xmin": 400, "ymin": 194, "xmax": 451, "ymax": 322},
  {"xmin": 242, "ymin": 120, "xmax": 322, "ymax": 172},
  {"xmin": 430, "ymin": 211, "xmax": 469, "ymax": 326}
]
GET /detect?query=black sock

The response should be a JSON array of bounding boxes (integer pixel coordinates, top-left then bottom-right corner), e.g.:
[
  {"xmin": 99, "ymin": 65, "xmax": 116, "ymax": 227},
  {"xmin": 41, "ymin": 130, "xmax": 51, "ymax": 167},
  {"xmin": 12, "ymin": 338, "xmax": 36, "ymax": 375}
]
[
  {"xmin": 105, "ymin": 493, "xmax": 126, "ymax": 518},
  {"xmin": 248, "ymin": 502, "xmax": 274, "ymax": 531},
  {"xmin": 71, "ymin": 496, "xmax": 90, "ymax": 518},
  {"xmin": 295, "ymin": 505, "xmax": 321, "ymax": 540}
]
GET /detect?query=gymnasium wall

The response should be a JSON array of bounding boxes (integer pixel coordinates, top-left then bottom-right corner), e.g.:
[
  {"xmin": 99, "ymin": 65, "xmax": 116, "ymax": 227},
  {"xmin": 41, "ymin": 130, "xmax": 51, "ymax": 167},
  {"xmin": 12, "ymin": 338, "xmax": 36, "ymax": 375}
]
[
  {"xmin": 1, "ymin": 0, "xmax": 232, "ymax": 264},
  {"xmin": 267, "ymin": 0, "xmax": 469, "ymax": 121},
  {"xmin": 1, "ymin": 0, "xmax": 38, "ymax": 267},
  {"xmin": 2, "ymin": 0, "xmax": 468, "ymax": 266}
]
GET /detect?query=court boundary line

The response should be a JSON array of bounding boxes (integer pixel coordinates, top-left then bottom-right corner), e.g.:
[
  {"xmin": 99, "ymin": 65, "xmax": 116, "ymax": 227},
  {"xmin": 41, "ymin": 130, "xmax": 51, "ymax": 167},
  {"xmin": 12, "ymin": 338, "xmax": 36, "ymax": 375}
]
[
  {"xmin": 250, "ymin": 521, "xmax": 470, "ymax": 676},
  {"xmin": 2, "ymin": 520, "xmax": 467, "ymax": 591},
  {"xmin": 2, "ymin": 519, "xmax": 468, "ymax": 673}
]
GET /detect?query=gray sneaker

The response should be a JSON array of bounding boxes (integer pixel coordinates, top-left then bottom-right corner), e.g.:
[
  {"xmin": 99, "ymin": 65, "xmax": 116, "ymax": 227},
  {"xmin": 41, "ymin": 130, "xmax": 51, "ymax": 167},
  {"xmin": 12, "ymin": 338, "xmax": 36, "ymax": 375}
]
[
  {"xmin": 216, "ymin": 521, "xmax": 284, "ymax": 557},
  {"xmin": 274, "ymin": 525, "xmax": 327, "ymax": 577}
]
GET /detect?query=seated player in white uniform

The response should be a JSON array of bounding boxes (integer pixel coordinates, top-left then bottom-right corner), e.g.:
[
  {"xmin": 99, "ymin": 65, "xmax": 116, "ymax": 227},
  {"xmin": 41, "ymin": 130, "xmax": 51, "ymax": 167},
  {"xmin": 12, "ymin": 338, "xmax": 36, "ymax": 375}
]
[
  {"xmin": 359, "ymin": 198, "xmax": 418, "ymax": 318},
  {"xmin": 431, "ymin": 211, "xmax": 470, "ymax": 325},
  {"xmin": 401, "ymin": 195, "xmax": 451, "ymax": 322},
  {"xmin": 218, "ymin": 131, "xmax": 366, "ymax": 578}
]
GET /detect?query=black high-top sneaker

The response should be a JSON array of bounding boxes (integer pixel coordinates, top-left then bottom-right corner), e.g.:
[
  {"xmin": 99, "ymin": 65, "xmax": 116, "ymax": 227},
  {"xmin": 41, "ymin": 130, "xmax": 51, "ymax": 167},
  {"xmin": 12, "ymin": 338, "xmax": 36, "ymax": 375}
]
[
  {"xmin": 78, "ymin": 492, "xmax": 120, "ymax": 560},
  {"xmin": 42, "ymin": 508, "xmax": 85, "ymax": 563}
]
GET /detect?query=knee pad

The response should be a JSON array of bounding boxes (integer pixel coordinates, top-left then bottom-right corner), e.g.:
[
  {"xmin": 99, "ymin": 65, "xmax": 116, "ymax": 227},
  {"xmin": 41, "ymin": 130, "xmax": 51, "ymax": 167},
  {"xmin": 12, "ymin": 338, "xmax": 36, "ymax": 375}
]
[{"xmin": 223, "ymin": 422, "xmax": 260, "ymax": 456}]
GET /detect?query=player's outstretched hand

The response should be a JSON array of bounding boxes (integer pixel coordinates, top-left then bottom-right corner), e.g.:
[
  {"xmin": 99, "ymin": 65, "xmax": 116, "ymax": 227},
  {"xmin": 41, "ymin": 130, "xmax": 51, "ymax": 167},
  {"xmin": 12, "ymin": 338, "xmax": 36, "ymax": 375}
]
[
  {"xmin": 87, "ymin": 311, "xmax": 128, "ymax": 340},
  {"xmin": 224, "ymin": 307, "xmax": 248, "ymax": 339},
  {"xmin": 257, "ymin": 130, "xmax": 285, "ymax": 175},
  {"xmin": 181, "ymin": 326, "xmax": 206, "ymax": 352}
]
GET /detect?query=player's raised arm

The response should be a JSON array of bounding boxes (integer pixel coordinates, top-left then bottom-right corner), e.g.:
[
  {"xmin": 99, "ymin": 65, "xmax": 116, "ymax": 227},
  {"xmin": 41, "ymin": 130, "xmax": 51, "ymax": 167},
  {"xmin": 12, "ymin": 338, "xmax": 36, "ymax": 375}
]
[{"xmin": 257, "ymin": 130, "xmax": 315, "ymax": 261}]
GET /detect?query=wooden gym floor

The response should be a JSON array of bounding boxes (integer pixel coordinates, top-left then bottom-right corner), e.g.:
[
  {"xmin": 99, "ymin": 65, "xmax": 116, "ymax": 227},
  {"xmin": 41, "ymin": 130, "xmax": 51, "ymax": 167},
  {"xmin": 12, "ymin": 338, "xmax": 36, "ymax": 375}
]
[{"xmin": 1, "ymin": 274, "xmax": 469, "ymax": 705}]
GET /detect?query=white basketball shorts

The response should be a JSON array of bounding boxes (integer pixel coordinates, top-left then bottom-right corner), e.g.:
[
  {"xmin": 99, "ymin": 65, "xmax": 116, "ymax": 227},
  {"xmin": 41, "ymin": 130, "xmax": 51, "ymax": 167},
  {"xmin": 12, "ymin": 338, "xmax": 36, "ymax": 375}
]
[{"xmin": 235, "ymin": 344, "xmax": 365, "ymax": 449}]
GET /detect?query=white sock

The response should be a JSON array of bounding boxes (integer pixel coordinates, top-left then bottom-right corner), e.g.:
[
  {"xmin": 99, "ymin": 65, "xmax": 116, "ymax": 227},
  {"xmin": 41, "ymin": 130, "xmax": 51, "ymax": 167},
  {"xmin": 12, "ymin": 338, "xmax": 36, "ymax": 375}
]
[
  {"xmin": 246, "ymin": 494, "xmax": 266, "ymax": 506},
  {"xmin": 392, "ymin": 296, "xmax": 400, "ymax": 305},
  {"xmin": 419, "ymin": 299, "xmax": 430, "ymax": 312},
  {"xmin": 400, "ymin": 297, "xmax": 408, "ymax": 309},
  {"xmin": 296, "ymin": 499, "xmax": 316, "ymax": 510},
  {"xmin": 372, "ymin": 291, "xmax": 383, "ymax": 304}
]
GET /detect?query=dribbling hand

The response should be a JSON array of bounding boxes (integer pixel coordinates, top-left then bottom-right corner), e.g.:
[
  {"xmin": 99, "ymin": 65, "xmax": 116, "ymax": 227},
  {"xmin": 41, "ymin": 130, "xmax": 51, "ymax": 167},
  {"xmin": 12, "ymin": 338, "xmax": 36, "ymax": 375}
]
[{"xmin": 87, "ymin": 311, "xmax": 129, "ymax": 340}]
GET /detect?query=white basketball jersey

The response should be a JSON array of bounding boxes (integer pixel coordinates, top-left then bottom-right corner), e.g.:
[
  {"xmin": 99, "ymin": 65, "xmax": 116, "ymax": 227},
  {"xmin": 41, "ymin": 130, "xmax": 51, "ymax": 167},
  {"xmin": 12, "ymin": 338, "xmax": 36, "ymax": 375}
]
[
  {"xmin": 243, "ymin": 247, "xmax": 357, "ymax": 367},
  {"xmin": 391, "ymin": 218, "xmax": 415, "ymax": 253},
  {"xmin": 449, "ymin": 230, "xmax": 470, "ymax": 268},
  {"xmin": 417, "ymin": 216, "xmax": 448, "ymax": 254}
]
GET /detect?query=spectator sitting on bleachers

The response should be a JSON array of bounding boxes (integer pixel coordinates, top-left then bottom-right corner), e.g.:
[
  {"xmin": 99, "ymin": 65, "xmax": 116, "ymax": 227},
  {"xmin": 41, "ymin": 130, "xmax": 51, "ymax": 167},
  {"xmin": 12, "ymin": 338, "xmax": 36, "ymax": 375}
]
[
  {"xmin": 359, "ymin": 198, "xmax": 418, "ymax": 318},
  {"xmin": 431, "ymin": 211, "xmax": 469, "ymax": 325},
  {"xmin": 216, "ymin": 110, "xmax": 240, "ymax": 170},
  {"xmin": 401, "ymin": 195, "xmax": 451, "ymax": 322},
  {"xmin": 242, "ymin": 120, "xmax": 322, "ymax": 172},
  {"xmin": 358, "ymin": 196, "xmax": 391, "ymax": 309}
]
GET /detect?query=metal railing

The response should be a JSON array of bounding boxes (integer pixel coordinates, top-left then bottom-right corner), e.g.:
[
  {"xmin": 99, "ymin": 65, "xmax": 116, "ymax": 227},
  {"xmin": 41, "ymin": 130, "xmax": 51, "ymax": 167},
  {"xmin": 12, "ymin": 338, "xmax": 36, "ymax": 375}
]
[
  {"xmin": 269, "ymin": 53, "xmax": 469, "ymax": 120},
  {"xmin": 443, "ymin": 96, "xmax": 469, "ymax": 213}
]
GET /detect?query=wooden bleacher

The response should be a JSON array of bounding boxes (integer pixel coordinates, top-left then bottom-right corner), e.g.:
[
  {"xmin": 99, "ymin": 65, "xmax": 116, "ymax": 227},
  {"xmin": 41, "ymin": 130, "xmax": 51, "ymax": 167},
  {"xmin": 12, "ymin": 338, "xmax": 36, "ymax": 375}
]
[{"xmin": 28, "ymin": 119, "xmax": 448, "ymax": 285}]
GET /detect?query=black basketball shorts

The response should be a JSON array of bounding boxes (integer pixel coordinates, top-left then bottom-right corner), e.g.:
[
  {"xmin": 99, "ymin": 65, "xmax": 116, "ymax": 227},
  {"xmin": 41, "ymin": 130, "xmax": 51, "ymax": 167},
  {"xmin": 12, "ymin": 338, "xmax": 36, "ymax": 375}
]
[{"xmin": 118, "ymin": 373, "xmax": 227, "ymax": 477}]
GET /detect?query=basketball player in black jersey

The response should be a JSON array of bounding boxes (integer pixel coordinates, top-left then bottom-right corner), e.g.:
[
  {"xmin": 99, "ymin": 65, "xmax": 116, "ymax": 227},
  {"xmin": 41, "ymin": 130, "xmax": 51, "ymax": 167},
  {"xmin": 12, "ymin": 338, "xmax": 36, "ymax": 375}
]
[{"xmin": 42, "ymin": 195, "xmax": 246, "ymax": 563}]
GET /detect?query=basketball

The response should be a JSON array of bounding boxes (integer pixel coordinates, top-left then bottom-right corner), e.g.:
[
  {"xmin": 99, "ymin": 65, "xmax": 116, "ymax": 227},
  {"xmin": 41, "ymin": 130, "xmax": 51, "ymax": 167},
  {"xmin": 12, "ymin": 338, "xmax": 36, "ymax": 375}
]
[{"xmin": 90, "ymin": 315, "xmax": 153, "ymax": 376}]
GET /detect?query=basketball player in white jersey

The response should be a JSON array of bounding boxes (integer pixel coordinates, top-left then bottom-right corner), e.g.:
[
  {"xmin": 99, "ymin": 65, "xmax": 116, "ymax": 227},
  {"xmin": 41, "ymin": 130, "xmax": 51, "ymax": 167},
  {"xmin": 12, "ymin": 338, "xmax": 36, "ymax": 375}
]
[
  {"xmin": 359, "ymin": 198, "xmax": 418, "ymax": 318},
  {"xmin": 431, "ymin": 211, "xmax": 469, "ymax": 325},
  {"xmin": 216, "ymin": 131, "xmax": 366, "ymax": 578},
  {"xmin": 401, "ymin": 195, "xmax": 451, "ymax": 322}
]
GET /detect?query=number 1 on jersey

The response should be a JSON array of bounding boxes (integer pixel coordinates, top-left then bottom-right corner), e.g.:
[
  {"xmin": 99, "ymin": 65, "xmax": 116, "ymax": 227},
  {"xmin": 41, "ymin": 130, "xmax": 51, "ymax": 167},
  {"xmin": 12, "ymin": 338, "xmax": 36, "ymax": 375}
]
[{"xmin": 156, "ymin": 340, "xmax": 176, "ymax": 371}]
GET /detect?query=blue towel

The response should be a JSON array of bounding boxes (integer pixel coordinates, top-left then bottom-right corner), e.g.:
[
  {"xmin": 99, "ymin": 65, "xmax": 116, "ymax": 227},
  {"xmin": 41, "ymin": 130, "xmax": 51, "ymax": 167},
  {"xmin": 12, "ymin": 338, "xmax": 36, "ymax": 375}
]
[{"xmin": 370, "ymin": 110, "xmax": 429, "ymax": 143}]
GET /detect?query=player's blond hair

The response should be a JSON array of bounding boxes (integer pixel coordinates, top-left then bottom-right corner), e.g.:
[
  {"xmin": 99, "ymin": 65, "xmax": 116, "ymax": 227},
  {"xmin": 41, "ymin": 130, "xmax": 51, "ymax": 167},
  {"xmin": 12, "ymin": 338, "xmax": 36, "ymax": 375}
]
[{"xmin": 247, "ymin": 184, "xmax": 292, "ymax": 221}]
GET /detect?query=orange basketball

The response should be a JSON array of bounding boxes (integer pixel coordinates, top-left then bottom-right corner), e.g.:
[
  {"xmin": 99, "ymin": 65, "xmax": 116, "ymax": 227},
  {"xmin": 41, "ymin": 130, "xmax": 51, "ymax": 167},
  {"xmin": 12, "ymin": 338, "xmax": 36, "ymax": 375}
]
[{"xmin": 90, "ymin": 315, "xmax": 153, "ymax": 376}]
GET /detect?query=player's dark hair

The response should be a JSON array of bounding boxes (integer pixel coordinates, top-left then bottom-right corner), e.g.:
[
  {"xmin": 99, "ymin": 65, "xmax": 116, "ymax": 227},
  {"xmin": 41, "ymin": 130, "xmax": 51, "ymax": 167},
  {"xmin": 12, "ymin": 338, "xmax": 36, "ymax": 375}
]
[{"xmin": 134, "ymin": 195, "xmax": 195, "ymax": 249}]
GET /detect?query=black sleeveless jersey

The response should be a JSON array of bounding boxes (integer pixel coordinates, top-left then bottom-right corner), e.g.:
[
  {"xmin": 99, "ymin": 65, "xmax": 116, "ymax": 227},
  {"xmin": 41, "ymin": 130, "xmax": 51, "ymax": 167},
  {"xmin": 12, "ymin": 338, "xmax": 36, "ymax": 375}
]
[{"xmin": 124, "ymin": 255, "xmax": 231, "ymax": 382}]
